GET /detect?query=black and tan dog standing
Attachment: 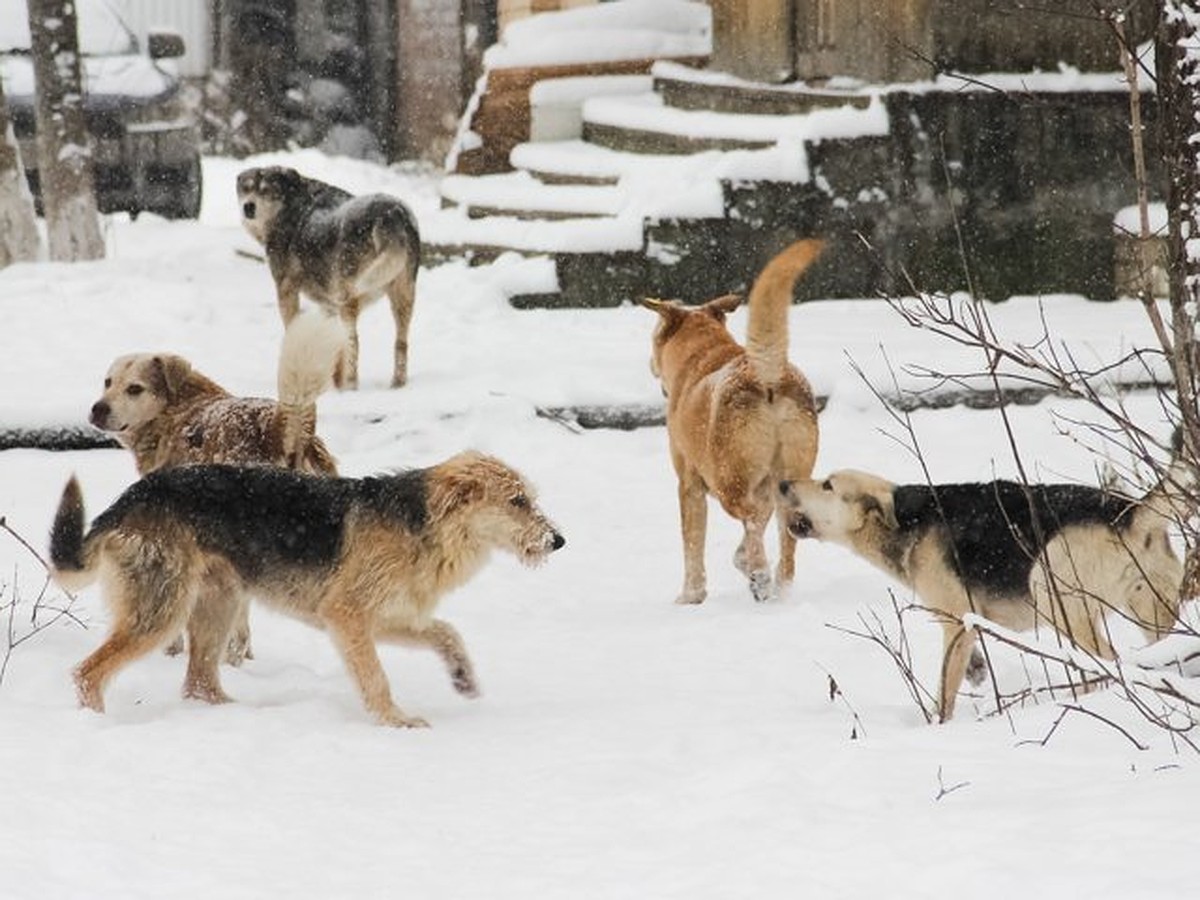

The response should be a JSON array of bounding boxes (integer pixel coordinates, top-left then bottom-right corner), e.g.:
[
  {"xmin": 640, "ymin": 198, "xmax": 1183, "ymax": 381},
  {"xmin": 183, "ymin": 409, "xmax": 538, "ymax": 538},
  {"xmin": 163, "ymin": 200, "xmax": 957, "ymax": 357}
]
[
  {"xmin": 237, "ymin": 165, "xmax": 420, "ymax": 389},
  {"xmin": 781, "ymin": 469, "xmax": 1183, "ymax": 721},
  {"xmin": 50, "ymin": 452, "xmax": 565, "ymax": 727},
  {"xmin": 640, "ymin": 239, "xmax": 823, "ymax": 604}
]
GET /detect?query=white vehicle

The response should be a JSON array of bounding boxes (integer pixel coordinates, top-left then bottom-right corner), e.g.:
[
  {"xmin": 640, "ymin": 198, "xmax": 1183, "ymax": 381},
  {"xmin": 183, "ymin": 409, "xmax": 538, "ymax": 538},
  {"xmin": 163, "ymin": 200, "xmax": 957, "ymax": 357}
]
[{"xmin": 0, "ymin": 0, "xmax": 202, "ymax": 219}]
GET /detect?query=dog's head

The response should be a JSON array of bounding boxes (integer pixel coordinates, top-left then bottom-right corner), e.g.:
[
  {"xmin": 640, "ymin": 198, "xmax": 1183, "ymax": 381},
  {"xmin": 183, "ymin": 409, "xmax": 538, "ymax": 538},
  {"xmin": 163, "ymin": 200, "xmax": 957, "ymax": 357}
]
[
  {"xmin": 638, "ymin": 293, "xmax": 742, "ymax": 385},
  {"xmin": 90, "ymin": 353, "xmax": 195, "ymax": 437},
  {"xmin": 779, "ymin": 470, "xmax": 898, "ymax": 544},
  {"xmin": 431, "ymin": 451, "xmax": 565, "ymax": 566},
  {"xmin": 236, "ymin": 166, "xmax": 304, "ymax": 244}
]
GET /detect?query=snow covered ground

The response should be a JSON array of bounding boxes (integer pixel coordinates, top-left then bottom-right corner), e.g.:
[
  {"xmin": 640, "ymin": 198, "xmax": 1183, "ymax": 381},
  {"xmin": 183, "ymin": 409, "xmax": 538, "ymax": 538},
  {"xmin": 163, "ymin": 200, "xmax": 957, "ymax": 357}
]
[{"xmin": 0, "ymin": 151, "xmax": 1197, "ymax": 899}]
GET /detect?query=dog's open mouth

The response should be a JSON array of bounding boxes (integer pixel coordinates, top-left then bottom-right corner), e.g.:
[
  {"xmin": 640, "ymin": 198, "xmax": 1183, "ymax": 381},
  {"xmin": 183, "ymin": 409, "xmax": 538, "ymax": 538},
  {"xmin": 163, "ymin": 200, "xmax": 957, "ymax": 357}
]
[
  {"xmin": 242, "ymin": 201, "xmax": 256, "ymax": 220},
  {"xmin": 787, "ymin": 513, "xmax": 814, "ymax": 539}
]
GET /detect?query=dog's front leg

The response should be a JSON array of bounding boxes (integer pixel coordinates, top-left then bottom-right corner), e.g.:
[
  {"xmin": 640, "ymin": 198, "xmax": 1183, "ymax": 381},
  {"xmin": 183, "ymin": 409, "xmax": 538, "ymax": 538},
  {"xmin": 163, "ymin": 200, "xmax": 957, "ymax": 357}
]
[
  {"xmin": 677, "ymin": 473, "xmax": 708, "ymax": 604},
  {"xmin": 377, "ymin": 618, "xmax": 479, "ymax": 698},
  {"xmin": 323, "ymin": 604, "xmax": 428, "ymax": 727},
  {"xmin": 938, "ymin": 622, "xmax": 977, "ymax": 723},
  {"xmin": 336, "ymin": 302, "xmax": 361, "ymax": 390}
]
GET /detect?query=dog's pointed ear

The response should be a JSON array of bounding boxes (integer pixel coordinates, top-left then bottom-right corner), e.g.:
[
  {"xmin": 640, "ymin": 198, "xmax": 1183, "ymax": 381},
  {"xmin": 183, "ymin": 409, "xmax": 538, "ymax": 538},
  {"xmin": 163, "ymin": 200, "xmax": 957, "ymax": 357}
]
[
  {"xmin": 863, "ymin": 491, "xmax": 899, "ymax": 530},
  {"xmin": 151, "ymin": 355, "xmax": 193, "ymax": 401},
  {"xmin": 639, "ymin": 297, "xmax": 680, "ymax": 319},
  {"xmin": 701, "ymin": 292, "xmax": 743, "ymax": 321}
]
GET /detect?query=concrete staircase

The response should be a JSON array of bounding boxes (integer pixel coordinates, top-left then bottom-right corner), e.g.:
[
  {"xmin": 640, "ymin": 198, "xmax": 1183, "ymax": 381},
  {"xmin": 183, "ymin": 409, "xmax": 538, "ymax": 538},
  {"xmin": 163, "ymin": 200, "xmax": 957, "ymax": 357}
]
[{"xmin": 424, "ymin": 64, "xmax": 882, "ymax": 307}]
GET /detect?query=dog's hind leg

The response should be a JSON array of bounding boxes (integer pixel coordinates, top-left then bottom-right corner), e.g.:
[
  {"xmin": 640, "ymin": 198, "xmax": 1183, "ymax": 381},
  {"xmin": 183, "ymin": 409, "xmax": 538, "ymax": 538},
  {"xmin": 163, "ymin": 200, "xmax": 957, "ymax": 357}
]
[
  {"xmin": 386, "ymin": 271, "xmax": 416, "ymax": 388},
  {"xmin": 774, "ymin": 501, "xmax": 797, "ymax": 590},
  {"xmin": 74, "ymin": 551, "xmax": 197, "ymax": 713},
  {"xmin": 731, "ymin": 500, "xmax": 774, "ymax": 602},
  {"xmin": 322, "ymin": 601, "xmax": 428, "ymax": 727}
]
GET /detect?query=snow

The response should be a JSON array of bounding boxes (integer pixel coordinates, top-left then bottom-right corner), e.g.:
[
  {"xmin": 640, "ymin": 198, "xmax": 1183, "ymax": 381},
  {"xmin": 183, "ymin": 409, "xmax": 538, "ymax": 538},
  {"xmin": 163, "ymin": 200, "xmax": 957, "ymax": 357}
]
[
  {"xmin": 1, "ymin": 150, "xmax": 1199, "ymax": 899},
  {"xmin": 488, "ymin": 0, "xmax": 710, "ymax": 69}
]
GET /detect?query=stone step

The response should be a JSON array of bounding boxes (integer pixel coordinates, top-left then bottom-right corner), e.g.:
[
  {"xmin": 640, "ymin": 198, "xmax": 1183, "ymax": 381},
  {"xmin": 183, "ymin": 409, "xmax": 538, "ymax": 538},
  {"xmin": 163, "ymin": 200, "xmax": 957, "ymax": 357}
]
[
  {"xmin": 439, "ymin": 171, "xmax": 625, "ymax": 220},
  {"xmin": 652, "ymin": 62, "xmax": 872, "ymax": 116},
  {"xmin": 579, "ymin": 91, "xmax": 883, "ymax": 155},
  {"xmin": 422, "ymin": 206, "xmax": 645, "ymax": 269}
]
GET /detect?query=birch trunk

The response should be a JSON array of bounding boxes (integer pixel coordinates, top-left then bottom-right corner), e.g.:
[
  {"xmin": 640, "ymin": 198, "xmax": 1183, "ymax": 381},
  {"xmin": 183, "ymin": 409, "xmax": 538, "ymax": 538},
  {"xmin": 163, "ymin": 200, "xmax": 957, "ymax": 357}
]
[
  {"xmin": 0, "ymin": 76, "xmax": 41, "ymax": 267},
  {"xmin": 27, "ymin": 0, "xmax": 104, "ymax": 261}
]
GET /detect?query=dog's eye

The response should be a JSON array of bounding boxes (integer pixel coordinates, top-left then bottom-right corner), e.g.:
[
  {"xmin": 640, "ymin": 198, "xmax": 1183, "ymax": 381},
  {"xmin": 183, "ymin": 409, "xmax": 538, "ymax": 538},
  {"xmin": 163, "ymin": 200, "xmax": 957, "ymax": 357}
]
[
  {"xmin": 126, "ymin": 384, "xmax": 144, "ymax": 397},
  {"xmin": 821, "ymin": 479, "xmax": 833, "ymax": 491},
  {"xmin": 510, "ymin": 495, "xmax": 529, "ymax": 509},
  {"xmin": 103, "ymin": 377, "xmax": 112, "ymax": 388}
]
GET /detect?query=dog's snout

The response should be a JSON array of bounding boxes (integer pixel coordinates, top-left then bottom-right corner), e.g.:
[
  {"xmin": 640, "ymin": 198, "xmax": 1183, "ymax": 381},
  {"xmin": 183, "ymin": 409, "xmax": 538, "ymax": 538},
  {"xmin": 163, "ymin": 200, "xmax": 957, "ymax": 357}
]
[
  {"xmin": 787, "ymin": 513, "xmax": 813, "ymax": 539},
  {"xmin": 242, "ymin": 201, "xmax": 256, "ymax": 220},
  {"xmin": 89, "ymin": 400, "xmax": 109, "ymax": 425},
  {"xmin": 551, "ymin": 531, "xmax": 566, "ymax": 551}
]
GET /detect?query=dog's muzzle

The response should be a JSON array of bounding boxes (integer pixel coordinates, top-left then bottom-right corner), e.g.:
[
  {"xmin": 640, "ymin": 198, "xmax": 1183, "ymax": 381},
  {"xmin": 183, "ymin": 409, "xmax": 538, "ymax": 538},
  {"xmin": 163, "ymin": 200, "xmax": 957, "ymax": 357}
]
[
  {"xmin": 89, "ymin": 401, "xmax": 111, "ymax": 429},
  {"xmin": 787, "ymin": 513, "xmax": 814, "ymax": 539},
  {"xmin": 242, "ymin": 201, "xmax": 256, "ymax": 220}
]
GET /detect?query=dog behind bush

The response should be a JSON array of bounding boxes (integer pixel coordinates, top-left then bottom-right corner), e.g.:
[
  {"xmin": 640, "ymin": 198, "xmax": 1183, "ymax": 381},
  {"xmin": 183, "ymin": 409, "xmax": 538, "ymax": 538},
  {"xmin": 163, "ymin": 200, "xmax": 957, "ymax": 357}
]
[
  {"xmin": 782, "ymin": 469, "xmax": 1183, "ymax": 721},
  {"xmin": 50, "ymin": 453, "xmax": 565, "ymax": 727}
]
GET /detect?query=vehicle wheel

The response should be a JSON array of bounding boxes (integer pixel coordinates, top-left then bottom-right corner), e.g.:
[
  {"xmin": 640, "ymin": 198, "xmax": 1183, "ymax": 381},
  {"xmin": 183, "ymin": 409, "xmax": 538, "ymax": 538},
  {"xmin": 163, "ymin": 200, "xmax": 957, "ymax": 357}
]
[{"xmin": 160, "ymin": 155, "xmax": 202, "ymax": 220}]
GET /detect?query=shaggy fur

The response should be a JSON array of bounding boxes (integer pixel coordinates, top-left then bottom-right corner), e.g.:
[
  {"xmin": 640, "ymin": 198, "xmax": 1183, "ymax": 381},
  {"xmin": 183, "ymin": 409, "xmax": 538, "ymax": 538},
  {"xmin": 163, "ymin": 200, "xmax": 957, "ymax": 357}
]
[
  {"xmin": 237, "ymin": 165, "xmax": 421, "ymax": 389},
  {"xmin": 781, "ymin": 469, "xmax": 1183, "ymax": 721},
  {"xmin": 640, "ymin": 239, "xmax": 823, "ymax": 604},
  {"xmin": 50, "ymin": 453, "xmax": 565, "ymax": 727},
  {"xmin": 89, "ymin": 310, "xmax": 345, "ymax": 664}
]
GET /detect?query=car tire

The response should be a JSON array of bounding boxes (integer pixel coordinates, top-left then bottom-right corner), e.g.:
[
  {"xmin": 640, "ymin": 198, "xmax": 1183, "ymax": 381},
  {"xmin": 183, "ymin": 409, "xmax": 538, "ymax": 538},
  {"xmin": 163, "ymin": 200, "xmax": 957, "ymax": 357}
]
[{"xmin": 160, "ymin": 155, "xmax": 203, "ymax": 220}]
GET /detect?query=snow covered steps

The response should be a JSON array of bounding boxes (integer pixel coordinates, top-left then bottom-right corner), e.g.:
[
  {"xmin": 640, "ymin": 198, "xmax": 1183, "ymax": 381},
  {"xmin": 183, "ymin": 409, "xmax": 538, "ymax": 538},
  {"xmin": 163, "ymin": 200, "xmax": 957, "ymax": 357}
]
[{"xmin": 439, "ymin": 171, "xmax": 625, "ymax": 219}]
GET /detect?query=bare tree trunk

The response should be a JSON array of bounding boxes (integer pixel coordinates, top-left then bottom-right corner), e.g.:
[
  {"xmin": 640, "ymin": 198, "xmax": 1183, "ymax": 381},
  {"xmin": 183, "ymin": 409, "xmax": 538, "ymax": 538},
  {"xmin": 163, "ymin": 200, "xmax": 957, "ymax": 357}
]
[
  {"xmin": 1156, "ymin": 1, "xmax": 1200, "ymax": 598},
  {"xmin": 226, "ymin": 0, "xmax": 294, "ymax": 153},
  {"xmin": 0, "ymin": 76, "xmax": 41, "ymax": 267},
  {"xmin": 27, "ymin": 0, "xmax": 104, "ymax": 261}
]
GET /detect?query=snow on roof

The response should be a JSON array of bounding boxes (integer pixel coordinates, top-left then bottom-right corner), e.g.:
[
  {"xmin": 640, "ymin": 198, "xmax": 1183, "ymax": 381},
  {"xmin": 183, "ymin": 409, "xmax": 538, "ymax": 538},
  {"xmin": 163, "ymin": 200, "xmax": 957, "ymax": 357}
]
[{"xmin": 485, "ymin": 0, "xmax": 710, "ymax": 69}]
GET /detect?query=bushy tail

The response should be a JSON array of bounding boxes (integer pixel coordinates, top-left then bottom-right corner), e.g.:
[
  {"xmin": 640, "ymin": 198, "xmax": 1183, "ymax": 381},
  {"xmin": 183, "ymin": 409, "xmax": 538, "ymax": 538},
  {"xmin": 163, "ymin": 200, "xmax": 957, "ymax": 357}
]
[
  {"xmin": 745, "ymin": 239, "xmax": 825, "ymax": 385},
  {"xmin": 278, "ymin": 310, "xmax": 346, "ymax": 470},
  {"xmin": 49, "ymin": 477, "xmax": 97, "ymax": 593}
]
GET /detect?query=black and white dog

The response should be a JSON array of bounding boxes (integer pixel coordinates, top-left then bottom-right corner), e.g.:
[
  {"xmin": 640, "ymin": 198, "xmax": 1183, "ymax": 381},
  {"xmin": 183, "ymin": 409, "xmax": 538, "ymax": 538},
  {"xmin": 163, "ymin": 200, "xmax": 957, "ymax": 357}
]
[
  {"xmin": 237, "ymin": 165, "xmax": 421, "ymax": 389},
  {"xmin": 781, "ymin": 469, "xmax": 1183, "ymax": 721}
]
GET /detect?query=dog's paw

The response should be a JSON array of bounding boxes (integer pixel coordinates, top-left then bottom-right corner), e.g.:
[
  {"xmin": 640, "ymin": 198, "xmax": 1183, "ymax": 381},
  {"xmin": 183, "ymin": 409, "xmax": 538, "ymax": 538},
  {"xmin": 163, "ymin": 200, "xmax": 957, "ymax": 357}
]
[
  {"xmin": 452, "ymin": 666, "xmax": 480, "ymax": 698},
  {"xmin": 749, "ymin": 570, "xmax": 777, "ymax": 603},
  {"xmin": 223, "ymin": 631, "xmax": 253, "ymax": 668},
  {"xmin": 379, "ymin": 708, "xmax": 430, "ymax": 729},
  {"xmin": 675, "ymin": 588, "xmax": 706, "ymax": 605}
]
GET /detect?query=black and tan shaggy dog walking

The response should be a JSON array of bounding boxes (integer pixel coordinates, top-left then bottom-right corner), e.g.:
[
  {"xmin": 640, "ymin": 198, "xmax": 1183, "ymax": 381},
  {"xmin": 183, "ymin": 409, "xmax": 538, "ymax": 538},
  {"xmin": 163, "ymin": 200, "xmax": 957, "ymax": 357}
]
[
  {"xmin": 781, "ymin": 470, "xmax": 1183, "ymax": 721},
  {"xmin": 50, "ymin": 453, "xmax": 564, "ymax": 727}
]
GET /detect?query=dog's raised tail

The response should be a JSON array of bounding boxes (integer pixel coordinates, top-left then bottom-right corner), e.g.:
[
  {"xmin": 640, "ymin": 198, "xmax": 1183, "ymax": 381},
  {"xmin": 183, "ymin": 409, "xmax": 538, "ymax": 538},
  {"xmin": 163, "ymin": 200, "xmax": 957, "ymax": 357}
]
[
  {"xmin": 745, "ymin": 239, "xmax": 824, "ymax": 385},
  {"xmin": 49, "ymin": 476, "xmax": 95, "ymax": 592},
  {"xmin": 278, "ymin": 310, "xmax": 345, "ymax": 469}
]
